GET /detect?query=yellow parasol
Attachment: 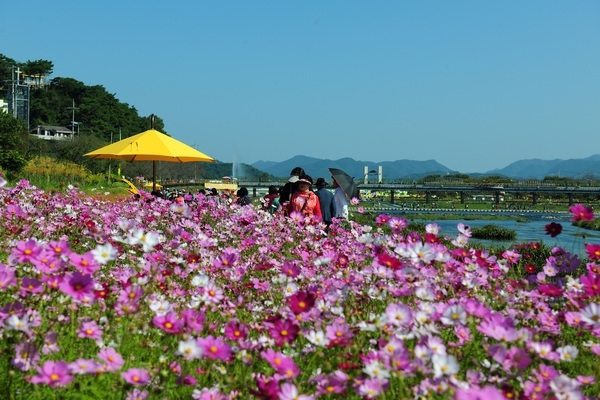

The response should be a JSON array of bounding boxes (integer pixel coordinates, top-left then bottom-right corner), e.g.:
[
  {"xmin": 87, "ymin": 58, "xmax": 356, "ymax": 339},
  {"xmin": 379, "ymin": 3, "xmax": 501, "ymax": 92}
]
[{"xmin": 84, "ymin": 116, "xmax": 215, "ymax": 191}]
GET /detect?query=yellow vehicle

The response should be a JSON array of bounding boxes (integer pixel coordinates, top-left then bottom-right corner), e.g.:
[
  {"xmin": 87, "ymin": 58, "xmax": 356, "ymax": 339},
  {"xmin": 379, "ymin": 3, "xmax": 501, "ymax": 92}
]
[
  {"xmin": 121, "ymin": 178, "xmax": 139, "ymax": 195},
  {"xmin": 204, "ymin": 178, "xmax": 238, "ymax": 192}
]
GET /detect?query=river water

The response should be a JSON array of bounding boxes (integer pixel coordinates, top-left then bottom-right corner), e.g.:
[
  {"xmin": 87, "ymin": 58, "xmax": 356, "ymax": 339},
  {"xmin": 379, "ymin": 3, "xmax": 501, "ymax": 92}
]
[{"xmin": 385, "ymin": 209, "xmax": 600, "ymax": 256}]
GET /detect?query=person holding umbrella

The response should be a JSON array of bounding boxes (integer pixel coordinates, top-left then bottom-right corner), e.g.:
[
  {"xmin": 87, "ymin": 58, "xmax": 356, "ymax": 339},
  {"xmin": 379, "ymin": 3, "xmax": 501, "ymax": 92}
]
[{"xmin": 332, "ymin": 177, "xmax": 349, "ymax": 219}]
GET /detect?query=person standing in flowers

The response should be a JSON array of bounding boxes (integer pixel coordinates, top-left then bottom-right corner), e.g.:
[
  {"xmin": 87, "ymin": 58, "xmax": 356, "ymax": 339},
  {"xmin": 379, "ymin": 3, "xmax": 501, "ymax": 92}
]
[
  {"xmin": 262, "ymin": 185, "xmax": 279, "ymax": 214},
  {"xmin": 235, "ymin": 187, "xmax": 252, "ymax": 206},
  {"xmin": 279, "ymin": 167, "xmax": 306, "ymax": 213},
  {"xmin": 332, "ymin": 177, "xmax": 349, "ymax": 219},
  {"xmin": 288, "ymin": 176, "xmax": 322, "ymax": 218},
  {"xmin": 315, "ymin": 177, "xmax": 334, "ymax": 231}
]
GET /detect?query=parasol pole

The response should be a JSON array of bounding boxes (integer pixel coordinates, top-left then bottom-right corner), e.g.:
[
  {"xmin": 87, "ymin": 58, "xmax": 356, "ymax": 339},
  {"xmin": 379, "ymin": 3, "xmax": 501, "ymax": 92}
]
[{"xmin": 150, "ymin": 114, "xmax": 157, "ymax": 193}]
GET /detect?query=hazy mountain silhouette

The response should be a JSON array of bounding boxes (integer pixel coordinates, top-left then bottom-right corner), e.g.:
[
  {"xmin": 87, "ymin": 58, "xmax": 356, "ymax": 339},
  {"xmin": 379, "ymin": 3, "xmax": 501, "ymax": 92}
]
[
  {"xmin": 488, "ymin": 155, "xmax": 600, "ymax": 179},
  {"xmin": 253, "ymin": 154, "xmax": 600, "ymax": 180},
  {"xmin": 253, "ymin": 155, "xmax": 455, "ymax": 181}
]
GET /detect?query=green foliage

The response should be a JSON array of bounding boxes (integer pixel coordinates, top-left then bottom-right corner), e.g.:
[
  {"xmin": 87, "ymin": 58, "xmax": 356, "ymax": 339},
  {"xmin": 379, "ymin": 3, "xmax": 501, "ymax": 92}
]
[
  {"xmin": 0, "ymin": 112, "xmax": 30, "ymax": 178},
  {"xmin": 29, "ymin": 77, "xmax": 159, "ymax": 141},
  {"xmin": 471, "ymin": 224, "xmax": 517, "ymax": 240}
]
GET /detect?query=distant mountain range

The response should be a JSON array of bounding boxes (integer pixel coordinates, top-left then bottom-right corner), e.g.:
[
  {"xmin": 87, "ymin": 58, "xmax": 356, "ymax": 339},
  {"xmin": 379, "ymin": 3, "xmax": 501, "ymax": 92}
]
[{"xmin": 251, "ymin": 155, "xmax": 600, "ymax": 180}]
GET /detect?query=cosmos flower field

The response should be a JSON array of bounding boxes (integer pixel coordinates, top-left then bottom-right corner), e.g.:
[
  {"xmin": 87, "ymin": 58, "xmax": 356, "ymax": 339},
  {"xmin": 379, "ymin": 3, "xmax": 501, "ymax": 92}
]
[{"xmin": 0, "ymin": 179, "xmax": 599, "ymax": 400}]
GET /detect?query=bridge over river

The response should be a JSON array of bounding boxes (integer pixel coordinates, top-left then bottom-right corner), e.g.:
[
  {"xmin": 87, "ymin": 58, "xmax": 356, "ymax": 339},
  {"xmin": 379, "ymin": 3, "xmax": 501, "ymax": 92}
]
[{"xmin": 231, "ymin": 181, "xmax": 600, "ymax": 205}]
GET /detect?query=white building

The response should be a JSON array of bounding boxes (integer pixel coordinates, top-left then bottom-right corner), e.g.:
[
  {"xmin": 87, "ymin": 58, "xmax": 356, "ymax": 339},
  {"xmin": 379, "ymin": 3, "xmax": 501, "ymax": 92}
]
[
  {"xmin": 0, "ymin": 99, "xmax": 8, "ymax": 113},
  {"xmin": 29, "ymin": 125, "xmax": 74, "ymax": 140}
]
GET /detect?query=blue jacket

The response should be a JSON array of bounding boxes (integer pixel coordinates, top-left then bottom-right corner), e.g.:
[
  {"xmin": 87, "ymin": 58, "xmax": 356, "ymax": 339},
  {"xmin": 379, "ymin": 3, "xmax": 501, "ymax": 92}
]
[{"xmin": 315, "ymin": 187, "xmax": 335, "ymax": 223}]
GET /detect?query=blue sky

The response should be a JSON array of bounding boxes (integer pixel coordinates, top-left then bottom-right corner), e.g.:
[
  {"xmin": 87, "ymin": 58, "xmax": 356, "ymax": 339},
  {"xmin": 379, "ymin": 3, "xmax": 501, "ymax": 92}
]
[{"xmin": 2, "ymin": 1, "xmax": 599, "ymax": 173}]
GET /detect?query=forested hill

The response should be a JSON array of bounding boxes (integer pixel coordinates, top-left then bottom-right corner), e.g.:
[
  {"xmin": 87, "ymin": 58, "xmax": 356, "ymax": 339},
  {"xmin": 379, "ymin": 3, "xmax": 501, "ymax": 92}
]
[{"xmin": 1, "ymin": 53, "xmax": 270, "ymax": 181}]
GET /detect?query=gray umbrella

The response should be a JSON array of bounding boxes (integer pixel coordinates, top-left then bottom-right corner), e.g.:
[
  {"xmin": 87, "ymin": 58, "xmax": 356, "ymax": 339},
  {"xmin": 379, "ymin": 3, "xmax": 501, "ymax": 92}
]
[{"xmin": 328, "ymin": 168, "xmax": 359, "ymax": 199}]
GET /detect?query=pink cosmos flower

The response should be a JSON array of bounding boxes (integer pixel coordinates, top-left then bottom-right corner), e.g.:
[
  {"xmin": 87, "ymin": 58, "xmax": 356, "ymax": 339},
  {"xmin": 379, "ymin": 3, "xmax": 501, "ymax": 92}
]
[
  {"xmin": 0, "ymin": 264, "xmax": 16, "ymax": 290},
  {"xmin": 42, "ymin": 331, "xmax": 60, "ymax": 354},
  {"xmin": 12, "ymin": 239, "xmax": 42, "ymax": 263},
  {"xmin": 249, "ymin": 374, "xmax": 279, "ymax": 399},
  {"xmin": 68, "ymin": 358, "xmax": 100, "ymax": 375},
  {"xmin": 455, "ymin": 385, "xmax": 505, "ymax": 400},
  {"xmin": 182, "ymin": 308, "xmax": 205, "ymax": 334},
  {"xmin": 196, "ymin": 335, "xmax": 231, "ymax": 361},
  {"xmin": 48, "ymin": 240, "xmax": 70, "ymax": 257},
  {"xmin": 153, "ymin": 311, "xmax": 184, "ymax": 334},
  {"xmin": 77, "ymin": 320, "xmax": 103, "ymax": 340},
  {"xmin": 280, "ymin": 261, "xmax": 301, "ymax": 278},
  {"xmin": 191, "ymin": 387, "xmax": 227, "ymax": 400},
  {"xmin": 126, "ymin": 389, "xmax": 149, "ymax": 400},
  {"xmin": 569, "ymin": 203, "xmax": 594, "ymax": 222},
  {"xmin": 12, "ymin": 342, "xmax": 40, "ymax": 371},
  {"xmin": 30, "ymin": 360, "xmax": 73, "ymax": 387},
  {"xmin": 176, "ymin": 374, "xmax": 198, "ymax": 386},
  {"xmin": 118, "ymin": 285, "xmax": 144, "ymax": 303},
  {"xmin": 69, "ymin": 251, "xmax": 101, "ymax": 274},
  {"xmin": 97, "ymin": 347, "xmax": 125, "ymax": 372},
  {"xmin": 121, "ymin": 368, "xmax": 151, "ymax": 386},
  {"xmin": 376, "ymin": 214, "xmax": 391, "ymax": 225},
  {"xmin": 325, "ymin": 321, "xmax": 354, "ymax": 347},
  {"xmin": 19, "ymin": 276, "xmax": 44, "ymax": 297},
  {"xmin": 261, "ymin": 348, "xmax": 299, "ymax": 379},
  {"xmin": 31, "ymin": 251, "xmax": 65, "ymax": 274},
  {"xmin": 201, "ymin": 281, "xmax": 224, "ymax": 304},
  {"xmin": 356, "ymin": 377, "xmax": 388, "ymax": 398},
  {"xmin": 58, "ymin": 272, "xmax": 95, "ymax": 304},
  {"xmin": 313, "ymin": 370, "xmax": 348, "ymax": 396},
  {"xmin": 279, "ymin": 383, "xmax": 315, "ymax": 400}
]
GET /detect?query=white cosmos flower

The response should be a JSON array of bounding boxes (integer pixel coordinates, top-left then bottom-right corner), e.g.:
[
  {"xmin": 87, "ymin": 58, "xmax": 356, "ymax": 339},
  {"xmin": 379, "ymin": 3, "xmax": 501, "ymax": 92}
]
[
  {"xmin": 304, "ymin": 330, "xmax": 329, "ymax": 347},
  {"xmin": 579, "ymin": 303, "xmax": 600, "ymax": 329},
  {"xmin": 91, "ymin": 242, "xmax": 118, "ymax": 265},
  {"xmin": 191, "ymin": 273, "xmax": 210, "ymax": 287},
  {"xmin": 6, "ymin": 314, "xmax": 29, "ymax": 331},
  {"xmin": 440, "ymin": 304, "xmax": 467, "ymax": 326},
  {"xmin": 149, "ymin": 300, "xmax": 173, "ymax": 316},
  {"xmin": 363, "ymin": 361, "xmax": 390, "ymax": 379},
  {"xmin": 432, "ymin": 354, "xmax": 459, "ymax": 378},
  {"xmin": 175, "ymin": 338, "xmax": 202, "ymax": 361},
  {"xmin": 557, "ymin": 345, "xmax": 579, "ymax": 362},
  {"xmin": 283, "ymin": 282, "xmax": 299, "ymax": 297}
]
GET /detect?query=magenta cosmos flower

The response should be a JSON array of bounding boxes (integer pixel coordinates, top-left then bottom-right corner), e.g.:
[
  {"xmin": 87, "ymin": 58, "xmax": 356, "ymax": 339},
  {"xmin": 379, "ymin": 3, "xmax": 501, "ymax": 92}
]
[
  {"xmin": 585, "ymin": 243, "xmax": 600, "ymax": 260},
  {"xmin": 569, "ymin": 203, "xmax": 594, "ymax": 222},
  {"xmin": 267, "ymin": 317, "xmax": 299, "ymax": 346},
  {"xmin": 121, "ymin": 368, "xmax": 151, "ymax": 386},
  {"xmin": 30, "ymin": 360, "xmax": 73, "ymax": 387},
  {"xmin": 58, "ymin": 272, "xmax": 96, "ymax": 304},
  {"xmin": 288, "ymin": 290, "xmax": 316, "ymax": 314}
]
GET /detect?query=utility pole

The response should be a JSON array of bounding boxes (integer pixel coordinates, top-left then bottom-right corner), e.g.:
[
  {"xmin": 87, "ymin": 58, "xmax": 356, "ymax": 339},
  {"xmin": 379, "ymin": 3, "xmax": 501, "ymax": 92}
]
[{"xmin": 67, "ymin": 99, "xmax": 79, "ymax": 138}]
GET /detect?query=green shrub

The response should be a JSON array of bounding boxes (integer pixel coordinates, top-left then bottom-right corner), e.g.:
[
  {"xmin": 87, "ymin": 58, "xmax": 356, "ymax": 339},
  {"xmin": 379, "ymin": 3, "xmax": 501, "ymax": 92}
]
[{"xmin": 471, "ymin": 224, "xmax": 517, "ymax": 240}]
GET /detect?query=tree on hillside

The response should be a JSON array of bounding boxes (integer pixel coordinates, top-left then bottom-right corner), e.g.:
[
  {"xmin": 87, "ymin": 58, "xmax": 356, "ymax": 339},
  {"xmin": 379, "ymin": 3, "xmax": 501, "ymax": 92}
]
[
  {"xmin": 0, "ymin": 54, "xmax": 18, "ymax": 91},
  {"xmin": 0, "ymin": 112, "xmax": 29, "ymax": 178},
  {"xmin": 30, "ymin": 77, "xmax": 164, "ymax": 141},
  {"xmin": 22, "ymin": 59, "xmax": 54, "ymax": 77}
]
